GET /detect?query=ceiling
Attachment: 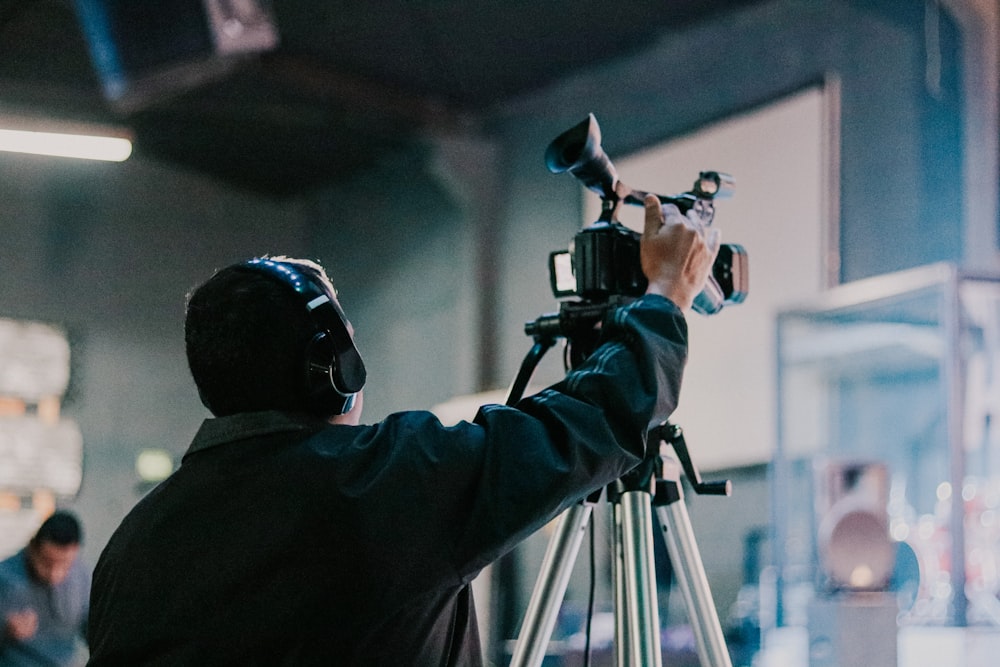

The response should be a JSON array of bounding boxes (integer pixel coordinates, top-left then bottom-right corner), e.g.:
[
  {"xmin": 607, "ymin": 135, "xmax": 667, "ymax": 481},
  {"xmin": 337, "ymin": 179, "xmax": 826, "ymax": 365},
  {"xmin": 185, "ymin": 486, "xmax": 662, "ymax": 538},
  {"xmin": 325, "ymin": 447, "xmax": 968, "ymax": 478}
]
[{"xmin": 0, "ymin": 0, "xmax": 760, "ymax": 197}]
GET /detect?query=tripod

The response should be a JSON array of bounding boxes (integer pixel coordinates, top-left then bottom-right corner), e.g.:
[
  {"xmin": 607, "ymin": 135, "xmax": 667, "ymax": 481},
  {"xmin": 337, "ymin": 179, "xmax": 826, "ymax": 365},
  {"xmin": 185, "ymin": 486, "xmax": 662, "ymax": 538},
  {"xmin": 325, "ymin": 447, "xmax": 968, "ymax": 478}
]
[{"xmin": 506, "ymin": 309, "xmax": 734, "ymax": 667}]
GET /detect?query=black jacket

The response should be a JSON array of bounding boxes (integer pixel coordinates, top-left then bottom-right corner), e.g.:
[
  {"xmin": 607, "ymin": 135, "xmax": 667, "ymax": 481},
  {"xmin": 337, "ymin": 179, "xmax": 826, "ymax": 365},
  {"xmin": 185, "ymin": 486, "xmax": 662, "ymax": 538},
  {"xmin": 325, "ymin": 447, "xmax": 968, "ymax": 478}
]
[{"xmin": 86, "ymin": 294, "xmax": 688, "ymax": 666}]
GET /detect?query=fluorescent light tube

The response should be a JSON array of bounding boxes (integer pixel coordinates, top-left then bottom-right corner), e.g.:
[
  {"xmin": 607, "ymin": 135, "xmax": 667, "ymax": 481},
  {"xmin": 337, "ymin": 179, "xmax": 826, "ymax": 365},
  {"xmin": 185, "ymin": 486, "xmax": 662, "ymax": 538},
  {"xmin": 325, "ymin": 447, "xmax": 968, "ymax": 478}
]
[{"xmin": 0, "ymin": 127, "xmax": 132, "ymax": 161}]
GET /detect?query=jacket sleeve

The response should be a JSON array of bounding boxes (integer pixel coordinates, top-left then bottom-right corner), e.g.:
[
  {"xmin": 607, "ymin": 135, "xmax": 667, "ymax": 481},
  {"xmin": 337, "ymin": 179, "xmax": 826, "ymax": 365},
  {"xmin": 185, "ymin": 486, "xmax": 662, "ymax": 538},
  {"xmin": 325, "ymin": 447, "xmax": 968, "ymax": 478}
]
[
  {"xmin": 522, "ymin": 293, "xmax": 689, "ymax": 456},
  {"xmin": 448, "ymin": 294, "xmax": 689, "ymax": 578}
]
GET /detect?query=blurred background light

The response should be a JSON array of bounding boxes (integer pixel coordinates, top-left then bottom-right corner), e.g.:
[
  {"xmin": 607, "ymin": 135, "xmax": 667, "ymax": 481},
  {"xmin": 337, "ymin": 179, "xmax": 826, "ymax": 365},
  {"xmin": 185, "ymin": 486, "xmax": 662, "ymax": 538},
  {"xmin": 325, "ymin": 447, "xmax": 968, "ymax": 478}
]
[{"xmin": 135, "ymin": 449, "xmax": 174, "ymax": 482}]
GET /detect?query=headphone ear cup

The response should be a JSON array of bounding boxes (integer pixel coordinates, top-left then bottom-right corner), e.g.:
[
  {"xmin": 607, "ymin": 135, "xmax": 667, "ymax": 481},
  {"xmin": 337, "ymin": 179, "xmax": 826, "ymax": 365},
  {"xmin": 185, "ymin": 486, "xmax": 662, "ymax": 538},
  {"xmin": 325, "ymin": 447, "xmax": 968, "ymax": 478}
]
[
  {"xmin": 303, "ymin": 331, "xmax": 355, "ymax": 415},
  {"xmin": 304, "ymin": 331, "xmax": 335, "ymax": 397}
]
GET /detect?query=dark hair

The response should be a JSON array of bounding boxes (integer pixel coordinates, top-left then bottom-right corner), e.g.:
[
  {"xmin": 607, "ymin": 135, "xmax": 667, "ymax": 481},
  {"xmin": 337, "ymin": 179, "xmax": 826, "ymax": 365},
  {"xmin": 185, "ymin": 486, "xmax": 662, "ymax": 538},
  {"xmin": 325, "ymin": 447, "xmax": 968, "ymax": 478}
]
[
  {"xmin": 32, "ymin": 511, "xmax": 82, "ymax": 546},
  {"xmin": 185, "ymin": 257, "xmax": 334, "ymax": 417}
]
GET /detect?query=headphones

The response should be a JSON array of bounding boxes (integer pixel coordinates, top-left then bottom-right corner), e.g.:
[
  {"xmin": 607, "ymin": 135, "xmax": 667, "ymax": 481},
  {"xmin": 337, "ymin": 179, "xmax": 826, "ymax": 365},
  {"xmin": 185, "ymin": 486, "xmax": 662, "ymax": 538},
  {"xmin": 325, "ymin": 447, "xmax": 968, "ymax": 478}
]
[{"xmin": 243, "ymin": 258, "xmax": 366, "ymax": 415}]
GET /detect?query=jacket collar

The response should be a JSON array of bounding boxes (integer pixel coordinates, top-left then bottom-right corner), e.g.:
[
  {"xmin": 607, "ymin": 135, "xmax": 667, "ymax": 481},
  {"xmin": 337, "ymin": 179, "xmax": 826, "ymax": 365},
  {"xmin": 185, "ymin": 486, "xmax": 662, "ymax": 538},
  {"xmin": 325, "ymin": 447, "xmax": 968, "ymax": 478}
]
[{"xmin": 185, "ymin": 411, "xmax": 326, "ymax": 458}]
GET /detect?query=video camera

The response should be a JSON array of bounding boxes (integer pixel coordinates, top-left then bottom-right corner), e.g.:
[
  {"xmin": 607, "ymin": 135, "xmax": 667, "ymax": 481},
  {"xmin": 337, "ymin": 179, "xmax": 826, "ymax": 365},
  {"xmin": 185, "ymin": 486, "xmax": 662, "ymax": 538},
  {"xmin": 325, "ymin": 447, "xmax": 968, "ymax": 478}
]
[{"xmin": 543, "ymin": 113, "xmax": 748, "ymax": 316}]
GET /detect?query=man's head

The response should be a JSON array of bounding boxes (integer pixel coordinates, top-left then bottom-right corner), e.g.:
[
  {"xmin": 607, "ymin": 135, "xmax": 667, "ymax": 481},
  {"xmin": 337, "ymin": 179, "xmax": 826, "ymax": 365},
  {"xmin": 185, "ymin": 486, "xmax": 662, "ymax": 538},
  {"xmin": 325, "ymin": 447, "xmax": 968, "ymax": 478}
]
[
  {"xmin": 27, "ymin": 511, "xmax": 81, "ymax": 587},
  {"xmin": 185, "ymin": 256, "xmax": 363, "ymax": 421}
]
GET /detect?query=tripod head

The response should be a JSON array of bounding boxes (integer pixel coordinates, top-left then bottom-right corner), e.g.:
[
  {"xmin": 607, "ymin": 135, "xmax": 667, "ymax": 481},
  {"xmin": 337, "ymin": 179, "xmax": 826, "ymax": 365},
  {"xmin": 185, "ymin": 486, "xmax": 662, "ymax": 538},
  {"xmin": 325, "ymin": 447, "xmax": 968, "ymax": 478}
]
[
  {"xmin": 522, "ymin": 295, "xmax": 635, "ymax": 373},
  {"xmin": 609, "ymin": 422, "xmax": 731, "ymax": 505}
]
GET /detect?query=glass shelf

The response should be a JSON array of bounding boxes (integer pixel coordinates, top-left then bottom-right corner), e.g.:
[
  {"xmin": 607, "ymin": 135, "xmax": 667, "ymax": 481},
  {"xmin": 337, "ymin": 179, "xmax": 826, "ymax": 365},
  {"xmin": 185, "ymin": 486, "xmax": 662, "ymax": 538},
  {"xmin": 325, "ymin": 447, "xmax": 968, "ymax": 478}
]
[{"xmin": 774, "ymin": 263, "xmax": 1000, "ymax": 629}]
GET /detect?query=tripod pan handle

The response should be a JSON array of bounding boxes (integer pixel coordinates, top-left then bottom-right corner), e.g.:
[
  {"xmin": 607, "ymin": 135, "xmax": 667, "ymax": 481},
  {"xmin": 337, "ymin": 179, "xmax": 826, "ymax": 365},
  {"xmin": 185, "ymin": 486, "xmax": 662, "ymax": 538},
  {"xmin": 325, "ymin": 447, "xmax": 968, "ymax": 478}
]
[{"xmin": 692, "ymin": 479, "xmax": 732, "ymax": 496}]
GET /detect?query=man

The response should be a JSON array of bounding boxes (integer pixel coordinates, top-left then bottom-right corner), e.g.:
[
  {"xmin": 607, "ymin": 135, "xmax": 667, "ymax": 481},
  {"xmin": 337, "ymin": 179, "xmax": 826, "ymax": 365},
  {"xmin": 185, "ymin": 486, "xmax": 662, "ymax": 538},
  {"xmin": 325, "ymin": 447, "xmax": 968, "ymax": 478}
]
[
  {"xmin": 0, "ymin": 511, "xmax": 90, "ymax": 666},
  {"xmin": 87, "ymin": 195, "xmax": 716, "ymax": 665}
]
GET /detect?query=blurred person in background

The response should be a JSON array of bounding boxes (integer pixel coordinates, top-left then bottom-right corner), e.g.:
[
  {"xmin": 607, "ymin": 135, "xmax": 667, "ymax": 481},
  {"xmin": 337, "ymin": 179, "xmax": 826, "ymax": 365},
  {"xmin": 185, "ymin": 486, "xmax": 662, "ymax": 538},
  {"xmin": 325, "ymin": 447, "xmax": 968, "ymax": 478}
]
[{"xmin": 0, "ymin": 511, "xmax": 90, "ymax": 666}]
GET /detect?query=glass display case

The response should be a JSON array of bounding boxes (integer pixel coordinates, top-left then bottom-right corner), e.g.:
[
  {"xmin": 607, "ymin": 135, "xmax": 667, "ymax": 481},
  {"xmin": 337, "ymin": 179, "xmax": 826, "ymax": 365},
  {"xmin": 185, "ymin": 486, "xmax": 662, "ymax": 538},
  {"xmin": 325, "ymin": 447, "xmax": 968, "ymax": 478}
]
[{"xmin": 773, "ymin": 263, "xmax": 1000, "ymax": 631}]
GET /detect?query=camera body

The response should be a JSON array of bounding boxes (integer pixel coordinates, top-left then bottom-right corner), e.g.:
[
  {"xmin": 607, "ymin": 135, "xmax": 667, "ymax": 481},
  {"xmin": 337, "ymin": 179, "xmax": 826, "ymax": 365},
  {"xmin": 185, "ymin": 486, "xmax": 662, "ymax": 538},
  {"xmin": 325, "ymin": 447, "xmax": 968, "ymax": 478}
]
[
  {"xmin": 545, "ymin": 114, "xmax": 748, "ymax": 316},
  {"xmin": 550, "ymin": 219, "xmax": 748, "ymax": 315},
  {"xmin": 550, "ymin": 221, "xmax": 643, "ymax": 299}
]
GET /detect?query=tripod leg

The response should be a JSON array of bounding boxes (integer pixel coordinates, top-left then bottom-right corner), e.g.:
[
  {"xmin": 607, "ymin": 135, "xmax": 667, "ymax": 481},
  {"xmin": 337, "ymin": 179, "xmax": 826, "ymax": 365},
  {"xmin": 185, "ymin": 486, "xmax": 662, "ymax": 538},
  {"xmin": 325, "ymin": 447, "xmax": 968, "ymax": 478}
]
[
  {"xmin": 655, "ymin": 500, "xmax": 733, "ymax": 667},
  {"xmin": 611, "ymin": 503, "xmax": 628, "ymax": 667},
  {"xmin": 616, "ymin": 490, "xmax": 663, "ymax": 667},
  {"xmin": 509, "ymin": 502, "xmax": 593, "ymax": 667}
]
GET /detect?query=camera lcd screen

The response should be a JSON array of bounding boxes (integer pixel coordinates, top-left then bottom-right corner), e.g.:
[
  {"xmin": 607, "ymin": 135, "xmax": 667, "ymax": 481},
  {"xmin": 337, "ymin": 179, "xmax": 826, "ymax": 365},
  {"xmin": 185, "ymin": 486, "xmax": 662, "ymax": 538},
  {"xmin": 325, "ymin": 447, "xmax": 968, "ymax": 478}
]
[{"xmin": 549, "ymin": 251, "xmax": 577, "ymax": 298}]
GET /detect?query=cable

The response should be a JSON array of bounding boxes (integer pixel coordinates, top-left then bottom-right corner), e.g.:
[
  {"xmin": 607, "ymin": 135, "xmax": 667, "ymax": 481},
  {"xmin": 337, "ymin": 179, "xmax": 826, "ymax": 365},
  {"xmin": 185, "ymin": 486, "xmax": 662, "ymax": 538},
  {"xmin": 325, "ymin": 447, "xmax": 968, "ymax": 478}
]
[{"xmin": 583, "ymin": 512, "xmax": 595, "ymax": 667}]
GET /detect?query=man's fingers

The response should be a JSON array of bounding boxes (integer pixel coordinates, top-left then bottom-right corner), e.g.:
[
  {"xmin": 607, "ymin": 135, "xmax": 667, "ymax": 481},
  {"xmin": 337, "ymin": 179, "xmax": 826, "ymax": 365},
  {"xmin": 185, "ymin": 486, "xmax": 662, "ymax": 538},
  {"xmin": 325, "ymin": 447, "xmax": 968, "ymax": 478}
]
[{"xmin": 642, "ymin": 194, "xmax": 664, "ymax": 238}]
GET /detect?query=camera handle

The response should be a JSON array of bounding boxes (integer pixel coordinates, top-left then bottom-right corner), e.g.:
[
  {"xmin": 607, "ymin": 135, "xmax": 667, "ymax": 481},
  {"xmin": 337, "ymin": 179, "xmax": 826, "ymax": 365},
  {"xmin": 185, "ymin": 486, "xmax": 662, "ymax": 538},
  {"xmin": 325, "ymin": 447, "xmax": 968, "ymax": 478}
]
[{"xmin": 505, "ymin": 326, "xmax": 733, "ymax": 667}]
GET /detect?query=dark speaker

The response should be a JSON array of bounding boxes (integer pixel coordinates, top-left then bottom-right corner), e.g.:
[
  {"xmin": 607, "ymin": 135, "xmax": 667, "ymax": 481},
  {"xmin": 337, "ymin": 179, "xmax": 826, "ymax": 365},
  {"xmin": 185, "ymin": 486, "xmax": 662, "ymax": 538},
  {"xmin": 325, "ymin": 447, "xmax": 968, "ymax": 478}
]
[{"xmin": 73, "ymin": 0, "xmax": 279, "ymax": 112}]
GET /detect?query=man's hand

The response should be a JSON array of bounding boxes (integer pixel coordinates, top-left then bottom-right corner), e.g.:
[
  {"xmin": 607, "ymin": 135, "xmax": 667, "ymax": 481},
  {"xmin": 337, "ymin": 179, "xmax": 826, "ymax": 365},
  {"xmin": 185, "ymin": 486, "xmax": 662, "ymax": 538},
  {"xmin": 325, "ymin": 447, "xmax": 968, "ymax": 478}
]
[
  {"xmin": 640, "ymin": 194, "xmax": 717, "ymax": 310},
  {"xmin": 5, "ymin": 609, "xmax": 38, "ymax": 641}
]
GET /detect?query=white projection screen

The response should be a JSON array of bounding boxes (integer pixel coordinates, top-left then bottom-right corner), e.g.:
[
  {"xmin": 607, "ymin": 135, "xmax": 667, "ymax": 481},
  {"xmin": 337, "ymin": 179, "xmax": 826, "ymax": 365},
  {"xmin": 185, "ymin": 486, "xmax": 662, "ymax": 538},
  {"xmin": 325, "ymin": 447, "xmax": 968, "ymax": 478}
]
[{"xmin": 584, "ymin": 84, "xmax": 837, "ymax": 470}]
